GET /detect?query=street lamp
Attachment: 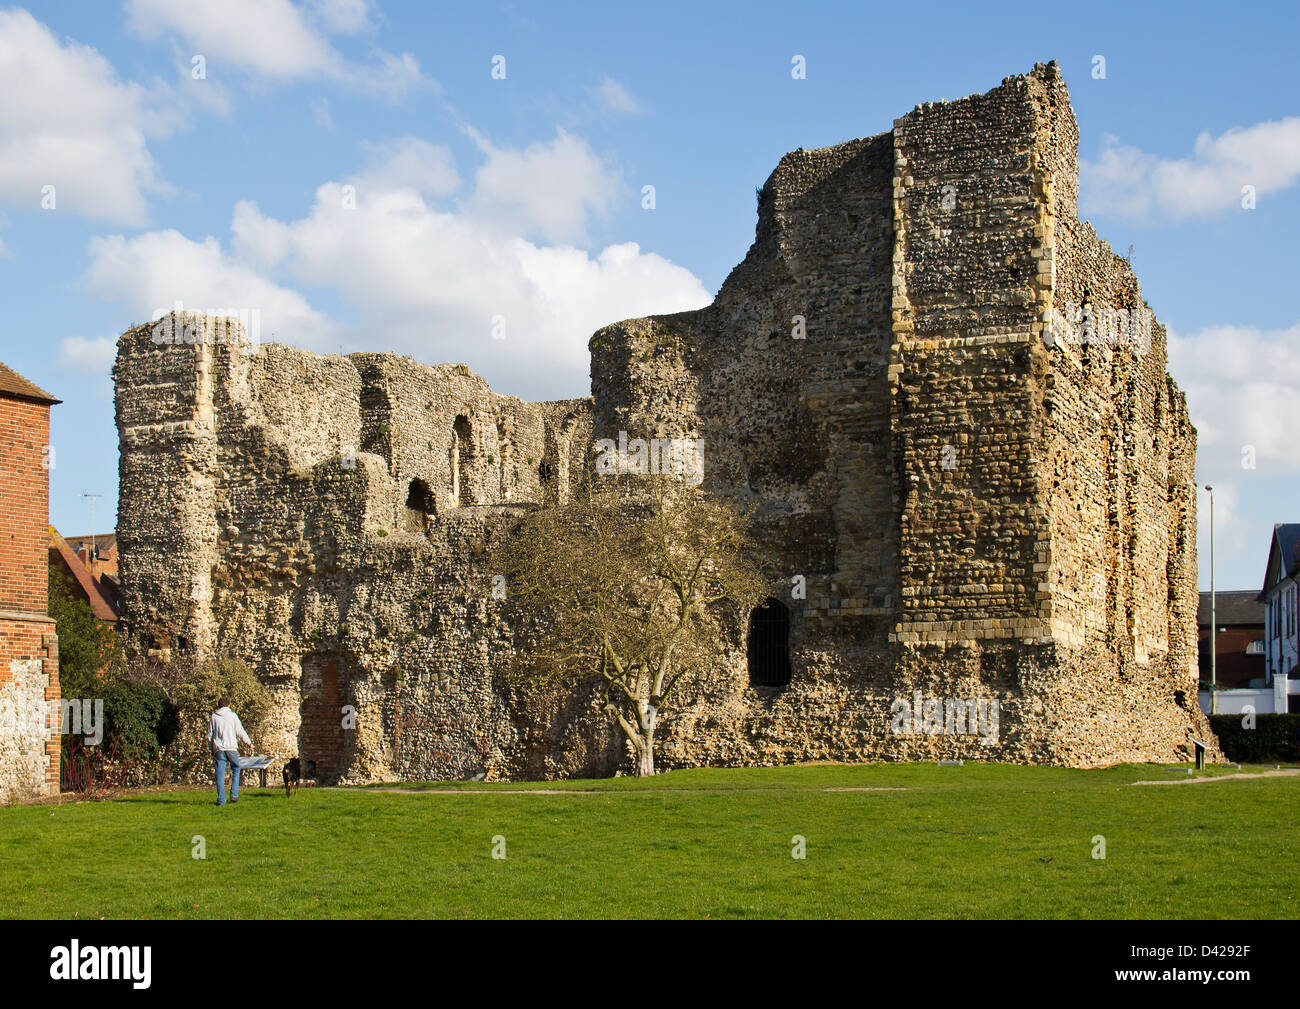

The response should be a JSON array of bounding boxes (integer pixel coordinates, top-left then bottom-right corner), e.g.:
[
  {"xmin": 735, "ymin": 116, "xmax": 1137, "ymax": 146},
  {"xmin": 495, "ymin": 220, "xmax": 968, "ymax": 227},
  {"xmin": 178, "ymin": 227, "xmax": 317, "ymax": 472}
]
[{"xmin": 1204, "ymin": 484, "xmax": 1216, "ymax": 714}]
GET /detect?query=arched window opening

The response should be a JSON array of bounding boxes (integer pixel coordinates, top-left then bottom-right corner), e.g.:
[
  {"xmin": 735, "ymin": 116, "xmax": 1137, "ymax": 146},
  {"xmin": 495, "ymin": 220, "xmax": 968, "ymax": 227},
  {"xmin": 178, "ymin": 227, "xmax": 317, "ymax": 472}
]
[
  {"xmin": 747, "ymin": 598, "xmax": 791, "ymax": 688},
  {"xmin": 406, "ymin": 478, "xmax": 434, "ymax": 513}
]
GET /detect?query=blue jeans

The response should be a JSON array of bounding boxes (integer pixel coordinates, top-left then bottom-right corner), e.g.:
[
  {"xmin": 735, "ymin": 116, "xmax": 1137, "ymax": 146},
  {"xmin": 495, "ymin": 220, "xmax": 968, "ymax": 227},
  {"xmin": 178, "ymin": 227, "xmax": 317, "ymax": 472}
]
[{"xmin": 214, "ymin": 750, "xmax": 241, "ymax": 805}]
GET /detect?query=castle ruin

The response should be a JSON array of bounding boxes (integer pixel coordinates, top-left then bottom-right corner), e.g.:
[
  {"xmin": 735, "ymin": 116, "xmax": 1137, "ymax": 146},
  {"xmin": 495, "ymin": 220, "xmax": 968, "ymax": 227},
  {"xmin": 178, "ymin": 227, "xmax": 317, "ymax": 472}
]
[{"xmin": 114, "ymin": 63, "xmax": 1216, "ymax": 781}]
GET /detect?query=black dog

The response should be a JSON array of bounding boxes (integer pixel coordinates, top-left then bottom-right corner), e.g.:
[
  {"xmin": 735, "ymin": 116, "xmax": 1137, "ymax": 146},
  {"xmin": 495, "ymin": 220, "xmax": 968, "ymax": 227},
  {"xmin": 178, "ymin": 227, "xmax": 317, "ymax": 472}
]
[{"xmin": 282, "ymin": 757, "xmax": 317, "ymax": 796}]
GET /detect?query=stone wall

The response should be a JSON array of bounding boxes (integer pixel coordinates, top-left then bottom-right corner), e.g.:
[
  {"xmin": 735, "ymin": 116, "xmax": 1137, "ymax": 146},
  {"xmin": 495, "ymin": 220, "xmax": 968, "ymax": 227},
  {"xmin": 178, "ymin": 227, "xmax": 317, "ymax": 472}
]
[
  {"xmin": 114, "ymin": 62, "xmax": 1215, "ymax": 780},
  {"xmin": 0, "ymin": 629, "xmax": 59, "ymax": 802},
  {"xmin": 590, "ymin": 61, "xmax": 1214, "ymax": 768},
  {"xmin": 115, "ymin": 315, "xmax": 597, "ymax": 781}
]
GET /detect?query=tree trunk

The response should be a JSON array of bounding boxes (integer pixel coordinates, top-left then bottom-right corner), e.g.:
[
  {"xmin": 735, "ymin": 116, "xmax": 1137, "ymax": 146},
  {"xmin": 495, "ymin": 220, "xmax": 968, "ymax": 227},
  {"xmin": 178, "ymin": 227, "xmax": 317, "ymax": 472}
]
[{"xmin": 635, "ymin": 705, "xmax": 657, "ymax": 776}]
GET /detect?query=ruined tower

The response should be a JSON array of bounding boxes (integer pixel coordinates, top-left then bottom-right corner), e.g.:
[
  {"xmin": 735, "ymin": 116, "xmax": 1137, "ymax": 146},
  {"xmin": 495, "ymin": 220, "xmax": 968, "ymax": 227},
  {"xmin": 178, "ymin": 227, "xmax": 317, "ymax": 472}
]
[
  {"xmin": 114, "ymin": 63, "xmax": 1213, "ymax": 779},
  {"xmin": 591, "ymin": 61, "xmax": 1209, "ymax": 765}
]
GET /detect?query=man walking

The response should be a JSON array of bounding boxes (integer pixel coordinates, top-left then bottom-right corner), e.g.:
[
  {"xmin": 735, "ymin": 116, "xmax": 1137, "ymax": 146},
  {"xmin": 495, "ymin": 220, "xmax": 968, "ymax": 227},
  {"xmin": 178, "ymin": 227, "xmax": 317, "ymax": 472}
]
[{"xmin": 209, "ymin": 696, "xmax": 252, "ymax": 807}]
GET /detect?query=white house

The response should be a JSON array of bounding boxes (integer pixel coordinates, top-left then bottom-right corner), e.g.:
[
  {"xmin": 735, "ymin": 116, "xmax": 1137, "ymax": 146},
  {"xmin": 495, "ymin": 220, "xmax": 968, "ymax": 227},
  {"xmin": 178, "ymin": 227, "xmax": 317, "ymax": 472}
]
[
  {"xmin": 1199, "ymin": 524, "xmax": 1300, "ymax": 715},
  {"xmin": 1259, "ymin": 523, "xmax": 1299, "ymax": 713}
]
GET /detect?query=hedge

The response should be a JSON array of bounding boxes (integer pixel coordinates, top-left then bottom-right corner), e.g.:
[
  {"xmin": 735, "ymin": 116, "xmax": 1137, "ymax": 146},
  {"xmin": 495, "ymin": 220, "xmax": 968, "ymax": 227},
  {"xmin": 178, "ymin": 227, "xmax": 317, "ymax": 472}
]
[{"xmin": 1208, "ymin": 713, "xmax": 1300, "ymax": 763}]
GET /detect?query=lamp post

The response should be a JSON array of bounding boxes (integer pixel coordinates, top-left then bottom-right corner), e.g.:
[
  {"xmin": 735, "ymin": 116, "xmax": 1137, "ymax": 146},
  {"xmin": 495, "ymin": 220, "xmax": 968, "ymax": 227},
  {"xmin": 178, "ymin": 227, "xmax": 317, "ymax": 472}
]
[{"xmin": 1205, "ymin": 484, "xmax": 1216, "ymax": 714}]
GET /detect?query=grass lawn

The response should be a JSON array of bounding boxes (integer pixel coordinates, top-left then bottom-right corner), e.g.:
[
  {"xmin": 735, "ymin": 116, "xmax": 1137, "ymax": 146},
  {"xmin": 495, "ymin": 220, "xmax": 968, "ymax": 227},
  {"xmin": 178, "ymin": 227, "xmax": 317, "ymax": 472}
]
[{"xmin": 2, "ymin": 762, "xmax": 1296, "ymax": 919}]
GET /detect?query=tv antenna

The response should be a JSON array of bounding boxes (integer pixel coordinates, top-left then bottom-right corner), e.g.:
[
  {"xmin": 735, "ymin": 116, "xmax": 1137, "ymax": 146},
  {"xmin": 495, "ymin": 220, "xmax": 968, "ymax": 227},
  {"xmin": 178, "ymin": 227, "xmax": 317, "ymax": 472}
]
[{"xmin": 80, "ymin": 491, "xmax": 103, "ymax": 566}]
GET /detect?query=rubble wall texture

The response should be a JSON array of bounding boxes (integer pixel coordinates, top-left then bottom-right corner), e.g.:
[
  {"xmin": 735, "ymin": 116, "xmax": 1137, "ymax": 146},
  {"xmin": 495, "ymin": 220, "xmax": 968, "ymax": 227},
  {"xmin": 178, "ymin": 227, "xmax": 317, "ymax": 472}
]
[
  {"xmin": 116, "ymin": 318, "xmax": 601, "ymax": 782},
  {"xmin": 591, "ymin": 62, "xmax": 1213, "ymax": 768},
  {"xmin": 114, "ymin": 63, "xmax": 1214, "ymax": 780}
]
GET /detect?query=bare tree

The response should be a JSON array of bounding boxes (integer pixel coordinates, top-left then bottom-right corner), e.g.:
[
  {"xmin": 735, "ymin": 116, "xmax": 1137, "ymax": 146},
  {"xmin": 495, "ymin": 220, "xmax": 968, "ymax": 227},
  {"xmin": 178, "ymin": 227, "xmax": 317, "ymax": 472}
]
[{"xmin": 493, "ymin": 474, "xmax": 769, "ymax": 776}]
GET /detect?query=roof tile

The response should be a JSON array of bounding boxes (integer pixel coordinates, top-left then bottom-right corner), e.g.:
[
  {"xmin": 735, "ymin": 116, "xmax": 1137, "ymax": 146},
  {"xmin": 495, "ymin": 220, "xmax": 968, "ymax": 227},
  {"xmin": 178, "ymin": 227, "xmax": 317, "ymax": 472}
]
[{"xmin": 0, "ymin": 361, "xmax": 59, "ymax": 404}]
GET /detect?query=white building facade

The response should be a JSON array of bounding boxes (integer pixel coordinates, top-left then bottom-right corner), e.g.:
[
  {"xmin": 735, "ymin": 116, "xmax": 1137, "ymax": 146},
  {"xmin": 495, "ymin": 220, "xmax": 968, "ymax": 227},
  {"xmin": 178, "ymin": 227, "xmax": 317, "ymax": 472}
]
[{"xmin": 1259, "ymin": 524, "xmax": 1299, "ymax": 713}]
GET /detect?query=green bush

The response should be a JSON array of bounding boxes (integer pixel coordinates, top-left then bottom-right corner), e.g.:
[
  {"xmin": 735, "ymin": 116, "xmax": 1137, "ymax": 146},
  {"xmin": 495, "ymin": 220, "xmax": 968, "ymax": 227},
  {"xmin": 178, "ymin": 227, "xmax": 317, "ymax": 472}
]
[
  {"xmin": 166, "ymin": 657, "xmax": 272, "ymax": 780},
  {"xmin": 1208, "ymin": 713, "xmax": 1300, "ymax": 763},
  {"xmin": 101, "ymin": 681, "xmax": 179, "ymax": 761}
]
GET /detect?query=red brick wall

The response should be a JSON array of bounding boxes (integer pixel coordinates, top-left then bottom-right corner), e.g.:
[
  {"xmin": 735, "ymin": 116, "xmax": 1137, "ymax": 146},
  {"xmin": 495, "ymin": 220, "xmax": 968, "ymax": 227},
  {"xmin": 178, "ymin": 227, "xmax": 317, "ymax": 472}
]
[
  {"xmin": 1197, "ymin": 626, "xmax": 1266, "ymax": 689},
  {"xmin": 0, "ymin": 396, "xmax": 51, "ymax": 614},
  {"xmin": 299, "ymin": 654, "xmax": 347, "ymax": 782},
  {"xmin": 0, "ymin": 393, "xmax": 59, "ymax": 798}
]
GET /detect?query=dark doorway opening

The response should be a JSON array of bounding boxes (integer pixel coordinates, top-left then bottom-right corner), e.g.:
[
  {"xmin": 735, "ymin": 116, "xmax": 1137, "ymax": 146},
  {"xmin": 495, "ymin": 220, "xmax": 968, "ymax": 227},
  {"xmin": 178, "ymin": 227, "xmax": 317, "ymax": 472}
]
[
  {"xmin": 453, "ymin": 415, "xmax": 472, "ymax": 505},
  {"xmin": 406, "ymin": 477, "xmax": 434, "ymax": 512},
  {"xmin": 747, "ymin": 598, "xmax": 791, "ymax": 688}
]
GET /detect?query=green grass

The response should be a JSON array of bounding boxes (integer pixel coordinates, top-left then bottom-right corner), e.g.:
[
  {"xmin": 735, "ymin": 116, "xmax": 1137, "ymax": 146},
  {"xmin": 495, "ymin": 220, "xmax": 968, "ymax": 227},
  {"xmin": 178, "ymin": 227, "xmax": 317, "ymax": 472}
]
[{"xmin": 2, "ymin": 762, "xmax": 1297, "ymax": 919}]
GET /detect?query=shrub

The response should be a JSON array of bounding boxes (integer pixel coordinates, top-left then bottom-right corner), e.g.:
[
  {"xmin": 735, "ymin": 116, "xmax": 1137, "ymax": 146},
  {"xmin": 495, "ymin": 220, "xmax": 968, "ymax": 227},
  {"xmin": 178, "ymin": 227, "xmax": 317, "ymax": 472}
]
[
  {"xmin": 1208, "ymin": 713, "xmax": 1300, "ymax": 763},
  {"xmin": 101, "ymin": 681, "xmax": 179, "ymax": 762}
]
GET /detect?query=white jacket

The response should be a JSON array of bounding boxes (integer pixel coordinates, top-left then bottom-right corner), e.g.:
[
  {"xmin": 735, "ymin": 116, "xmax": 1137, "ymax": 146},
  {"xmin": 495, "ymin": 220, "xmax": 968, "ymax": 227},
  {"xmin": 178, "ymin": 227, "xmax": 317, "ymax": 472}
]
[{"xmin": 208, "ymin": 706, "xmax": 252, "ymax": 753}]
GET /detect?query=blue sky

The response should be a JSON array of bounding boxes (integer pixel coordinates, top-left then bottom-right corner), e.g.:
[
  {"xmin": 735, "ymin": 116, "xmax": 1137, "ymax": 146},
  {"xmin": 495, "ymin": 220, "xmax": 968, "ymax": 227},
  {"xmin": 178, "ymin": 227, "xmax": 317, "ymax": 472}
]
[{"xmin": 1, "ymin": 0, "xmax": 1296, "ymax": 592}]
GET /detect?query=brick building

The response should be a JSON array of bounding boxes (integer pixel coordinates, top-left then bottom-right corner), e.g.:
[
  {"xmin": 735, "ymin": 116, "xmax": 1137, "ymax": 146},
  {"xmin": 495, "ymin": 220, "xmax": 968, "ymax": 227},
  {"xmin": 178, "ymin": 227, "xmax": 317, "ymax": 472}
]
[
  {"xmin": 0, "ymin": 361, "xmax": 61, "ymax": 802},
  {"xmin": 1196, "ymin": 590, "xmax": 1265, "ymax": 690},
  {"xmin": 64, "ymin": 533, "xmax": 118, "ymax": 579},
  {"xmin": 1260, "ymin": 523, "xmax": 1299, "ymax": 711},
  {"xmin": 50, "ymin": 527, "xmax": 120, "ymax": 622},
  {"xmin": 64, "ymin": 532, "xmax": 119, "ymax": 614}
]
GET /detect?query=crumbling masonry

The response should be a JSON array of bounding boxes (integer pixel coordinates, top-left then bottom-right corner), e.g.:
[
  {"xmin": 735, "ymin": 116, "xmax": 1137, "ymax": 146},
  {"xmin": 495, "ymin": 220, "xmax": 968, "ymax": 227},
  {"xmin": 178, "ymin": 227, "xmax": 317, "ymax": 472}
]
[{"xmin": 115, "ymin": 63, "xmax": 1215, "ymax": 781}]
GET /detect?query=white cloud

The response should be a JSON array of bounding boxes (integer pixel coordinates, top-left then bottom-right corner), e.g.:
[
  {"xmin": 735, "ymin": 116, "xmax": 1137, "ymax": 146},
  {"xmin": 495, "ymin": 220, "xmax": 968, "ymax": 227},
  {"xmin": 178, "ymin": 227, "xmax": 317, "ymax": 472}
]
[
  {"xmin": 124, "ymin": 0, "xmax": 428, "ymax": 99},
  {"xmin": 353, "ymin": 137, "xmax": 460, "ymax": 199},
  {"xmin": 353, "ymin": 50, "xmax": 427, "ymax": 101},
  {"xmin": 595, "ymin": 76, "xmax": 643, "ymax": 115},
  {"xmin": 83, "ymin": 230, "xmax": 335, "ymax": 346},
  {"xmin": 126, "ymin": 0, "xmax": 334, "ymax": 80},
  {"xmin": 1082, "ymin": 118, "xmax": 1300, "ymax": 222},
  {"xmin": 57, "ymin": 335, "xmax": 118, "ymax": 376},
  {"xmin": 466, "ymin": 127, "xmax": 622, "ymax": 245},
  {"xmin": 306, "ymin": 0, "xmax": 373, "ymax": 34},
  {"xmin": 144, "ymin": 60, "xmax": 234, "ymax": 128},
  {"xmin": 1168, "ymin": 321, "xmax": 1300, "ymax": 477},
  {"xmin": 1194, "ymin": 479, "xmax": 1251, "ymax": 585},
  {"xmin": 88, "ymin": 133, "xmax": 711, "ymax": 398},
  {"xmin": 0, "ymin": 8, "xmax": 172, "ymax": 225}
]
